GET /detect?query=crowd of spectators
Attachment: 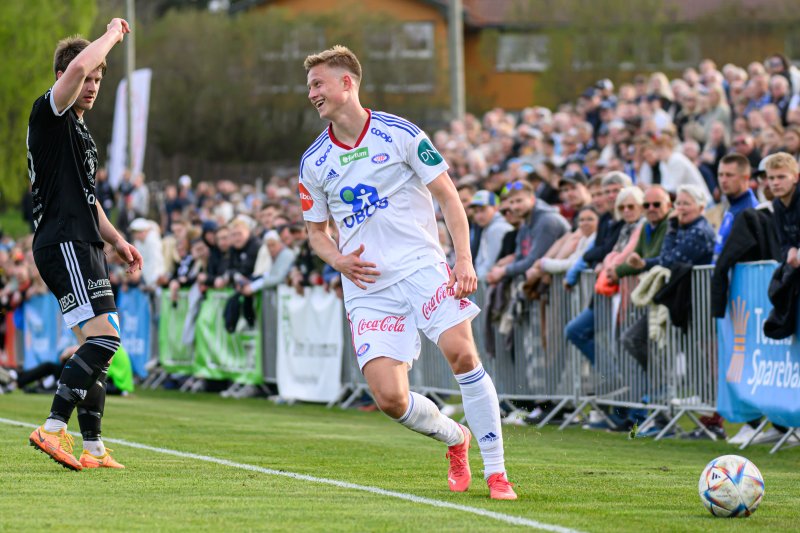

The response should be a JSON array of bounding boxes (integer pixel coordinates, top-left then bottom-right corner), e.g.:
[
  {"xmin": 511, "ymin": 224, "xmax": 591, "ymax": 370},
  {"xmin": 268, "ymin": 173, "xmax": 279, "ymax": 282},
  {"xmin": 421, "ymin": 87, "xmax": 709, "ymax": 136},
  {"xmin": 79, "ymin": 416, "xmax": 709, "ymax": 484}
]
[{"xmin": 3, "ymin": 53, "xmax": 800, "ymax": 445}]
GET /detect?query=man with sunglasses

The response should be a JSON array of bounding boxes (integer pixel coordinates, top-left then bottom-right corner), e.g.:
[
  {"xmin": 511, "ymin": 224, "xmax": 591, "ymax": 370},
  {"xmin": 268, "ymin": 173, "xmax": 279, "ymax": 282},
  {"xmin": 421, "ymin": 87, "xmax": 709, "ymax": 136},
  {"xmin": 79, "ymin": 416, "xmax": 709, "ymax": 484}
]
[
  {"xmin": 485, "ymin": 181, "xmax": 569, "ymax": 285},
  {"xmin": 615, "ymin": 186, "xmax": 672, "ymax": 374}
]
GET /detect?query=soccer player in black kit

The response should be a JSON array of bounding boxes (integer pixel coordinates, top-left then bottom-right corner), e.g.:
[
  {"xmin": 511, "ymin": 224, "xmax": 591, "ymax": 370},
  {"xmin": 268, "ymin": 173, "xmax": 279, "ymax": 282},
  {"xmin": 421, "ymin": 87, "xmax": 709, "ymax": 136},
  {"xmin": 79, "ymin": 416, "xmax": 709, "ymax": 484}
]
[{"xmin": 26, "ymin": 18, "xmax": 143, "ymax": 471}]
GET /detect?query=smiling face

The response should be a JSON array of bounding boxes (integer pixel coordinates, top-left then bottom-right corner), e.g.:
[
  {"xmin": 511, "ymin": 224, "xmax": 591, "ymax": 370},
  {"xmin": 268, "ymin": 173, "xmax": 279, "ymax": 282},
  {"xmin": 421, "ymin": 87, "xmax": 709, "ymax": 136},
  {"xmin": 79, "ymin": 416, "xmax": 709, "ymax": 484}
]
[
  {"xmin": 674, "ymin": 191, "xmax": 703, "ymax": 225},
  {"xmin": 307, "ymin": 63, "xmax": 351, "ymax": 120}
]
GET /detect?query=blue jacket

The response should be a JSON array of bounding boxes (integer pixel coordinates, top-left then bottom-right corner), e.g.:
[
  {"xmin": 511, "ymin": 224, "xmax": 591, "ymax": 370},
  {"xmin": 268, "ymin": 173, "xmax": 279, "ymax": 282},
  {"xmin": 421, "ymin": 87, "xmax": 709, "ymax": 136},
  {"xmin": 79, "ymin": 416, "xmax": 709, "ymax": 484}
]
[
  {"xmin": 645, "ymin": 216, "xmax": 715, "ymax": 269},
  {"xmin": 714, "ymin": 189, "xmax": 759, "ymax": 258}
]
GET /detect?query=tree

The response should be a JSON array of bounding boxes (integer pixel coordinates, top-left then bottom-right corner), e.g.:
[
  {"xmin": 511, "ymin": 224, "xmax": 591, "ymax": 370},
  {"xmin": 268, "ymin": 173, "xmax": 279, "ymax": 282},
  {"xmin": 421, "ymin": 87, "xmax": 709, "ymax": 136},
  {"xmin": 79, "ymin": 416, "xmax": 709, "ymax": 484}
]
[{"xmin": 0, "ymin": 0, "xmax": 96, "ymax": 206}]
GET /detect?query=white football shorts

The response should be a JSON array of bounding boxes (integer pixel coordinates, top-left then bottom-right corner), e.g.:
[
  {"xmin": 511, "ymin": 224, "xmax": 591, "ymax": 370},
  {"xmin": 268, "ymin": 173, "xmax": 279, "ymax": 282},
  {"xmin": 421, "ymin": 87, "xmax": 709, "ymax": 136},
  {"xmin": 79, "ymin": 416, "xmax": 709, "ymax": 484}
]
[{"xmin": 345, "ymin": 262, "xmax": 480, "ymax": 371}]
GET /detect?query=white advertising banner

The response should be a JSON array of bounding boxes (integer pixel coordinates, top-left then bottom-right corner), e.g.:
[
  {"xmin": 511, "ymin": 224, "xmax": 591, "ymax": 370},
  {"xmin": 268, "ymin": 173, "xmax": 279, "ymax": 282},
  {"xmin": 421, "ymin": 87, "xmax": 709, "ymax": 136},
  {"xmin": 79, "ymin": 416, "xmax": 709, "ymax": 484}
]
[
  {"xmin": 276, "ymin": 285, "xmax": 344, "ymax": 402},
  {"xmin": 108, "ymin": 68, "xmax": 152, "ymax": 190}
]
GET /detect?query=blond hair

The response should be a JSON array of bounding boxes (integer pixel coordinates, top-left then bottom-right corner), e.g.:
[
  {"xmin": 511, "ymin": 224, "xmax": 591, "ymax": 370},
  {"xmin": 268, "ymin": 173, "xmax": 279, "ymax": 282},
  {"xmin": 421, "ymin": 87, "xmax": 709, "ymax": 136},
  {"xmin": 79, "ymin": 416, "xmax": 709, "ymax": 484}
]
[
  {"xmin": 303, "ymin": 45, "xmax": 362, "ymax": 85},
  {"xmin": 54, "ymin": 35, "xmax": 106, "ymax": 77},
  {"xmin": 764, "ymin": 152, "xmax": 799, "ymax": 175}
]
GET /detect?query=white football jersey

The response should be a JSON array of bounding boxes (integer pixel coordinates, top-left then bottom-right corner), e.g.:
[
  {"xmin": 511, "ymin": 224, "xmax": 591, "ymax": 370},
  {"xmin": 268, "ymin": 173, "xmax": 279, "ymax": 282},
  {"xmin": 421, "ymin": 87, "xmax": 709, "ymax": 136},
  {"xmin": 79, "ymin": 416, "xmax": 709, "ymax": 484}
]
[{"xmin": 299, "ymin": 109, "xmax": 449, "ymax": 302}]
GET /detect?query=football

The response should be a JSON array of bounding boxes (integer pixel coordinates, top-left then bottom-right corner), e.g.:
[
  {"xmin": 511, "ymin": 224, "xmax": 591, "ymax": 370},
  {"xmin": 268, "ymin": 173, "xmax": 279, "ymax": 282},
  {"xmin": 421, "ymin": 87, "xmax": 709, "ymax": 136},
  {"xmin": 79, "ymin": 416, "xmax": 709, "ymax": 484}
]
[{"xmin": 698, "ymin": 455, "xmax": 764, "ymax": 517}]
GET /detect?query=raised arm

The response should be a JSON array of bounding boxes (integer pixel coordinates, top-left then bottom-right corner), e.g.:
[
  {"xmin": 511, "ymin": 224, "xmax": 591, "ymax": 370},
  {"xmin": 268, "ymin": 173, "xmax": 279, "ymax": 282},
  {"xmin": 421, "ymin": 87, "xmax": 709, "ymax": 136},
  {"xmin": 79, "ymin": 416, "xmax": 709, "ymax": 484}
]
[
  {"xmin": 52, "ymin": 18, "xmax": 130, "ymax": 114},
  {"xmin": 427, "ymin": 172, "xmax": 476, "ymax": 298}
]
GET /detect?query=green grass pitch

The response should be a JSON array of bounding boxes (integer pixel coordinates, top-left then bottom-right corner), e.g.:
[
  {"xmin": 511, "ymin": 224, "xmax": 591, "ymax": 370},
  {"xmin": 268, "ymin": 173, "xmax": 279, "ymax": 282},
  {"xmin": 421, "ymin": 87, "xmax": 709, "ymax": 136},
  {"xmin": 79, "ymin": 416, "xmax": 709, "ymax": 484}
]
[{"xmin": 1, "ymin": 390, "xmax": 798, "ymax": 532}]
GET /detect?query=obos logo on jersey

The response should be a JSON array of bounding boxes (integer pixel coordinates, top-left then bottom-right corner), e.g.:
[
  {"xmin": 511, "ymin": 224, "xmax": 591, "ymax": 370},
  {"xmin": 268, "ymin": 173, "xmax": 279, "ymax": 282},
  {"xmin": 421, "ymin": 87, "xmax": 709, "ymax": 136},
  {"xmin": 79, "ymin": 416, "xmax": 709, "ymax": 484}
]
[
  {"xmin": 340, "ymin": 183, "xmax": 388, "ymax": 227},
  {"xmin": 299, "ymin": 183, "xmax": 314, "ymax": 211}
]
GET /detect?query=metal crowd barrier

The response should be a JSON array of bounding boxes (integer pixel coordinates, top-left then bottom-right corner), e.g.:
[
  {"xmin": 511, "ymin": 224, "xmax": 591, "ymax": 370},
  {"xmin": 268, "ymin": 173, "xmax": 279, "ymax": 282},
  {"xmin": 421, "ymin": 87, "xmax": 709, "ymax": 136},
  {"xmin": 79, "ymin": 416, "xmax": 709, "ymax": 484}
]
[{"xmin": 147, "ymin": 266, "xmax": 721, "ymax": 442}]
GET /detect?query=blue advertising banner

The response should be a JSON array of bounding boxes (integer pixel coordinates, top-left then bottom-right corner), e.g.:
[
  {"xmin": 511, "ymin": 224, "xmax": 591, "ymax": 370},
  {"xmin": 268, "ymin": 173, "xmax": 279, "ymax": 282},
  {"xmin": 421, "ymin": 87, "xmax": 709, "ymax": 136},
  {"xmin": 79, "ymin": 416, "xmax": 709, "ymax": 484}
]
[
  {"xmin": 117, "ymin": 287, "xmax": 152, "ymax": 377},
  {"xmin": 717, "ymin": 262, "xmax": 800, "ymax": 427},
  {"xmin": 23, "ymin": 294, "xmax": 76, "ymax": 369}
]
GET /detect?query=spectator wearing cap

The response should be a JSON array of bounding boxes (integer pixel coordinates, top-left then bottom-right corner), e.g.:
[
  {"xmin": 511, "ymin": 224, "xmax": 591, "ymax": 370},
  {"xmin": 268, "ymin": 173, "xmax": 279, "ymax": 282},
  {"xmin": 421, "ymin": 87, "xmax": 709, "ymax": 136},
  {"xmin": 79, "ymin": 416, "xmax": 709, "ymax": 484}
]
[
  {"xmin": 129, "ymin": 218, "xmax": 165, "ymax": 290},
  {"xmin": 486, "ymin": 181, "xmax": 569, "ymax": 285},
  {"xmin": 469, "ymin": 191, "xmax": 513, "ymax": 280},
  {"xmin": 558, "ymin": 170, "xmax": 593, "ymax": 227},
  {"xmin": 596, "ymin": 78, "xmax": 616, "ymax": 107},
  {"xmin": 163, "ymin": 184, "xmax": 190, "ymax": 235}
]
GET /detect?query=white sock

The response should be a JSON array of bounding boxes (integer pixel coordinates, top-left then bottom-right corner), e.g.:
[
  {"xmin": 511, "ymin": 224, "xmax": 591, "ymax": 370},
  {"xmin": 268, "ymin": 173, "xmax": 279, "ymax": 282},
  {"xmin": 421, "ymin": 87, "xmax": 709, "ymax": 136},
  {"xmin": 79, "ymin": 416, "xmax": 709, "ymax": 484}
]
[
  {"xmin": 455, "ymin": 364, "xmax": 505, "ymax": 477},
  {"xmin": 394, "ymin": 392, "xmax": 463, "ymax": 446},
  {"xmin": 43, "ymin": 418, "xmax": 67, "ymax": 433},
  {"xmin": 83, "ymin": 439, "xmax": 105, "ymax": 456}
]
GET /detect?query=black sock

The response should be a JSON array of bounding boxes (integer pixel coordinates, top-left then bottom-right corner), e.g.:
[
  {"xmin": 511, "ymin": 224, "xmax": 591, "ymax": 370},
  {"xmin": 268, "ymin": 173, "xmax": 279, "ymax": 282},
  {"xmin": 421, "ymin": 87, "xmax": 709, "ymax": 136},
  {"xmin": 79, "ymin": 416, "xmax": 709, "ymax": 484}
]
[
  {"xmin": 78, "ymin": 372, "xmax": 108, "ymax": 441},
  {"xmin": 48, "ymin": 336, "xmax": 119, "ymax": 423}
]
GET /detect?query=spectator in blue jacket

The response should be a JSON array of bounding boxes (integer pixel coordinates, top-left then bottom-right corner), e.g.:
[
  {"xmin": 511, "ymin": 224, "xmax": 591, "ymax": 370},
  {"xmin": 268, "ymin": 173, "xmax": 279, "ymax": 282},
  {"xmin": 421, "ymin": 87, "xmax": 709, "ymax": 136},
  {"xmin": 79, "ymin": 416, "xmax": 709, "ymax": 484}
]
[{"xmin": 627, "ymin": 184, "xmax": 716, "ymax": 271}]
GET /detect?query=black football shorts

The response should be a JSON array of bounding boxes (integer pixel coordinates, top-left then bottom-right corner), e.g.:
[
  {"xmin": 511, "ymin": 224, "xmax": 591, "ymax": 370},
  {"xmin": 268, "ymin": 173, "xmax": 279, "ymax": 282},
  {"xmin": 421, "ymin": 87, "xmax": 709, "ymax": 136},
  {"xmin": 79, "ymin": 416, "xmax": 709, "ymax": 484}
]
[{"xmin": 34, "ymin": 241, "xmax": 117, "ymax": 329}]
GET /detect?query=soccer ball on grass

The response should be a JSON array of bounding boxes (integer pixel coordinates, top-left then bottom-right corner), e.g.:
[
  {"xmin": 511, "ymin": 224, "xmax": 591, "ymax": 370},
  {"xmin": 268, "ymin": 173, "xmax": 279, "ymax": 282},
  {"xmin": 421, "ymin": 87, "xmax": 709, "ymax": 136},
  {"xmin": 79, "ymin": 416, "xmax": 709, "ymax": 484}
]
[{"xmin": 698, "ymin": 454, "xmax": 764, "ymax": 517}]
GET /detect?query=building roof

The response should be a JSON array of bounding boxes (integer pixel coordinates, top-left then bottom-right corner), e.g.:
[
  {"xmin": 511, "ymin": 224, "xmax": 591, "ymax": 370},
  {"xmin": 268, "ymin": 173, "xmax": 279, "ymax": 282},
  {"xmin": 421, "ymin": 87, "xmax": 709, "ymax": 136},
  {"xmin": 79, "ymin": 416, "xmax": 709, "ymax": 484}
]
[{"xmin": 457, "ymin": 0, "xmax": 796, "ymax": 27}]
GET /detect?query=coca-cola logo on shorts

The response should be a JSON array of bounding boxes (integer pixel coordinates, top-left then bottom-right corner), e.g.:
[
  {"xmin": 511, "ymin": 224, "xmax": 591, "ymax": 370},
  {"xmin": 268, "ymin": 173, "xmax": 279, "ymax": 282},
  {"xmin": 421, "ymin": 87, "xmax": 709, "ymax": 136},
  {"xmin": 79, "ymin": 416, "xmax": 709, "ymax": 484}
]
[
  {"xmin": 357, "ymin": 315, "xmax": 407, "ymax": 335},
  {"xmin": 422, "ymin": 283, "xmax": 456, "ymax": 320}
]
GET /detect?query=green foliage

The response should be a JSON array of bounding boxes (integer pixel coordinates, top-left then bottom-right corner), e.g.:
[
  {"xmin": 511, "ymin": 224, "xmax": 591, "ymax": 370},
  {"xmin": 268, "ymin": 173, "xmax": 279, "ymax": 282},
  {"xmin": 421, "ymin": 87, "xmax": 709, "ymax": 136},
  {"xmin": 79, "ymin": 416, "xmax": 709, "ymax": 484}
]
[
  {"xmin": 0, "ymin": 0, "xmax": 97, "ymax": 206},
  {"xmin": 3, "ymin": 390, "xmax": 800, "ymax": 531}
]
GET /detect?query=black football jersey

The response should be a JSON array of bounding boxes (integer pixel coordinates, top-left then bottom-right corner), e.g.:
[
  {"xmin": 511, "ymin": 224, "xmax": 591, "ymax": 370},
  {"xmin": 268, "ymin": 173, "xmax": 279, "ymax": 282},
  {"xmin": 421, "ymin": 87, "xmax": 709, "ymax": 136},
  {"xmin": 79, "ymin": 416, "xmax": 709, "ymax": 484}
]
[{"xmin": 27, "ymin": 88, "xmax": 103, "ymax": 251}]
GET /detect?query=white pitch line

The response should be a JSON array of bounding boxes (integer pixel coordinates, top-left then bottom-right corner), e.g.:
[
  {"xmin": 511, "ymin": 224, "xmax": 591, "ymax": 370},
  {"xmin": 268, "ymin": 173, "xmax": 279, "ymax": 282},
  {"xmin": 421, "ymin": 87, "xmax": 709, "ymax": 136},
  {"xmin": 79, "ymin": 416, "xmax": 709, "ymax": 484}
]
[{"xmin": 1, "ymin": 417, "xmax": 585, "ymax": 533}]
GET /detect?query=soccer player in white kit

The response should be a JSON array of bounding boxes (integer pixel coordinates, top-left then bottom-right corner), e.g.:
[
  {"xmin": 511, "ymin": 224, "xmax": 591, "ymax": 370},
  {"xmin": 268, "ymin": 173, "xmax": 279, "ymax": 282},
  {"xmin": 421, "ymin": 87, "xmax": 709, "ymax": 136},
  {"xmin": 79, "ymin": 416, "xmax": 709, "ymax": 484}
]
[{"xmin": 300, "ymin": 45, "xmax": 516, "ymax": 500}]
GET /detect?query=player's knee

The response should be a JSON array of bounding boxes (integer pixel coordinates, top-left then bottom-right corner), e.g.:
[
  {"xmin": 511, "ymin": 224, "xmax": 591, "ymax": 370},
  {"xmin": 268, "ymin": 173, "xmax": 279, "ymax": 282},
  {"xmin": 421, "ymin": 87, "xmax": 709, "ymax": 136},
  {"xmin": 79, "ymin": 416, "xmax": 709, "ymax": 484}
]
[
  {"xmin": 448, "ymin": 348, "xmax": 479, "ymax": 375},
  {"xmin": 375, "ymin": 390, "xmax": 409, "ymax": 419}
]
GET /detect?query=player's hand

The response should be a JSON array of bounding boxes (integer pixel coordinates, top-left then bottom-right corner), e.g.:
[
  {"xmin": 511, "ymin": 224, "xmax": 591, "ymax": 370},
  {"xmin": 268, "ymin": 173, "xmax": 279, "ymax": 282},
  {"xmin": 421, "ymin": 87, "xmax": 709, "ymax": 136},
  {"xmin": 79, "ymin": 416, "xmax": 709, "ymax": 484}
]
[
  {"xmin": 107, "ymin": 18, "xmax": 131, "ymax": 41},
  {"xmin": 114, "ymin": 238, "xmax": 143, "ymax": 274},
  {"xmin": 333, "ymin": 244, "xmax": 380, "ymax": 290},
  {"xmin": 448, "ymin": 258, "xmax": 477, "ymax": 299}
]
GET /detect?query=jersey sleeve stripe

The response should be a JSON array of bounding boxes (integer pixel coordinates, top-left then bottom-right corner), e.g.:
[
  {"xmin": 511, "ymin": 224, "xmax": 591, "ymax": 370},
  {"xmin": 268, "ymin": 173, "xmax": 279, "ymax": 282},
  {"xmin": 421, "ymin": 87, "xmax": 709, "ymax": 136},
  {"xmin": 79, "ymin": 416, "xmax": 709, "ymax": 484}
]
[
  {"xmin": 299, "ymin": 131, "xmax": 329, "ymax": 175},
  {"xmin": 372, "ymin": 112, "xmax": 421, "ymax": 134},
  {"xmin": 372, "ymin": 114, "xmax": 418, "ymax": 138},
  {"xmin": 47, "ymin": 88, "xmax": 74, "ymax": 117}
]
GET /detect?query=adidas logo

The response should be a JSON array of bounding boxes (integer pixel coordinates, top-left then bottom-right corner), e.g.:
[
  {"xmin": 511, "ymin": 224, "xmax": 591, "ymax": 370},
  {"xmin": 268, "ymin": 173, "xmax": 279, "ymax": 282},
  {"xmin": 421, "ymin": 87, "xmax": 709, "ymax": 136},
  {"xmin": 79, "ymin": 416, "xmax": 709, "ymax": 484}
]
[
  {"xmin": 325, "ymin": 168, "xmax": 340, "ymax": 180},
  {"xmin": 479, "ymin": 432, "xmax": 499, "ymax": 443}
]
